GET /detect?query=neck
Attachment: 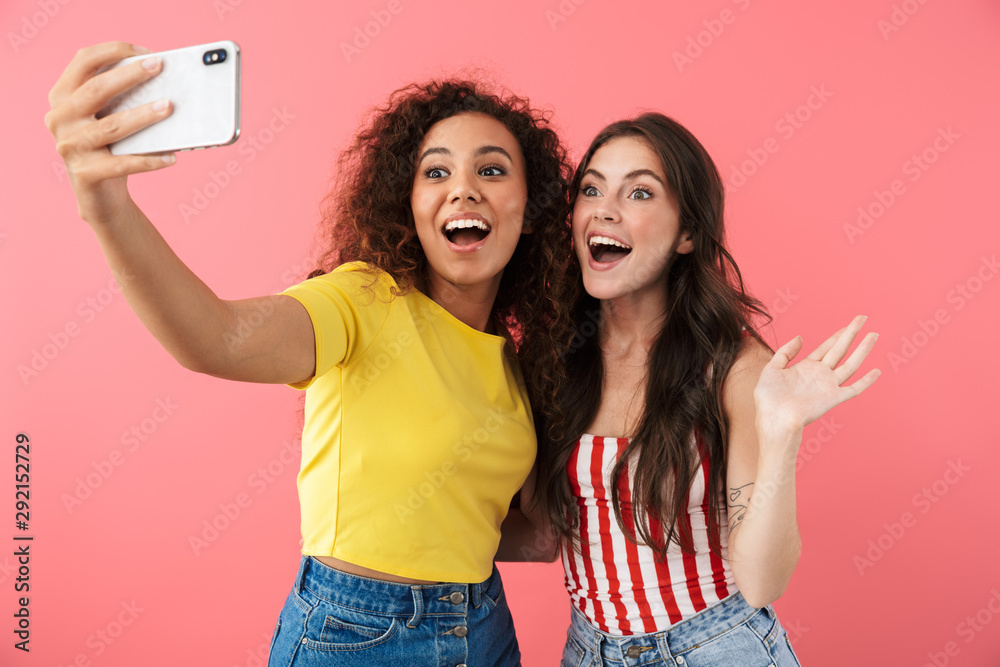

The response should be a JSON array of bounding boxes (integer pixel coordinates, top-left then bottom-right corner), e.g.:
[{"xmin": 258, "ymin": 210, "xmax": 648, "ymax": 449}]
[
  {"xmin": 425, "ymin": 273, "xmax": 499, "ymax": 333},
  {"xmin": 598, "ymin": 286, "xmax": 667, "ymax": 358}
]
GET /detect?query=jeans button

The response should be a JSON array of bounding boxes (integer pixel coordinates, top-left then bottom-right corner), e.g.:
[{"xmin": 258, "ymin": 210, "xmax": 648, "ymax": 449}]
[
  {"xmin": 676, "ymin": 657, "xmax": 685, "ymax": 665},
  {"xmin": 453, "ymin": 625, "xmax": 469, "ymax": 638},
  {"xmin": 626, "ymin": 646, "xmax": 642, "ymax": 659},
  {"xmin": 449, "ymin": 591, "xmax": 465, "ymax": 604}
]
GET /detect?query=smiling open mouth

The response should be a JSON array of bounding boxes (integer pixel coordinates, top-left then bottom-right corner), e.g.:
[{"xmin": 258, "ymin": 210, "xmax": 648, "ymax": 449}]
[
  {"xmin": 444, "ymin": 218, "xmax": 492, "ymax": 246},
  {"xmin": 589, "ymin": 235, "xmax": 632, "ymax": 263}
]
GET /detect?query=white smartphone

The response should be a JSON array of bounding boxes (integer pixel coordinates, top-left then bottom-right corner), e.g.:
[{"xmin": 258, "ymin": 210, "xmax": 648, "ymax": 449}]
[{"xmin": 95, "ymin": 40, "xmax": 241, "ymax": 155}]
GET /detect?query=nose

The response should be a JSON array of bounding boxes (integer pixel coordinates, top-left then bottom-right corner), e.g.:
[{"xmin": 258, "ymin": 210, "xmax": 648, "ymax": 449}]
[
  {"xmin": 593, "ymin": 203, "xmax": 619, "ymax": 223},
  {"xmin": 449, "ymin": 170, "xmax": 481, "ymax": 203}
]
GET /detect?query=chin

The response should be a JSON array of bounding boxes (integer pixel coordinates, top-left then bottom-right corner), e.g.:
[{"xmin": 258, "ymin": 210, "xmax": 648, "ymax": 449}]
[{"xmin": 580, "ymin": 275, "xmax": 624, "ymax": 301}]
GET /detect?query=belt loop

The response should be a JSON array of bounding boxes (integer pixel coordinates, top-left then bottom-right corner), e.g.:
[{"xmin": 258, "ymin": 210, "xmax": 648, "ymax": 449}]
[
  {"xmin": 593, "ymin": 628, "xmax": 605, "ymax": 661},
  {"xmin": 294, "ymin": 555, "xmax": 310, "ymax": 594},
  {"xmin": 470, "ymin": 577, "xmax": 483, "ymax": 609},
  {"xmin": 407, "ymin": 587, "xmax": 424, "ymax": 628}
]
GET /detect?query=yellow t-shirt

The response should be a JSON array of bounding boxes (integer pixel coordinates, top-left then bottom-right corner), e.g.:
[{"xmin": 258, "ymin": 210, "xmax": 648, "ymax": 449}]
[{"xmin": 279, "ymin": 262, "xmax": 536, "ymax": 582}]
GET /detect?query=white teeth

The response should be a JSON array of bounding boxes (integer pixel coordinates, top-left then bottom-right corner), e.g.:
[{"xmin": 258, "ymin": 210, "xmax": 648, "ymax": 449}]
[
  {"xmin": 589, "ymin": 235, "xmax": 631, "ymax": 250},
  {"xmin": 444, "ymin": 219, "xmax": 491, "ymax": 233}
]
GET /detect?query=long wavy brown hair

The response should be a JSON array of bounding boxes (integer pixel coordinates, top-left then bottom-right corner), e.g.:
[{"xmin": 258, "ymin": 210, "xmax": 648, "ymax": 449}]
[
  {"xmin": 538, "ymin": 113, "xmax": 772, "ymax": 561},
  {"xmin": 303, "ymin": 78, "xmax": 575, "ymax": 438}
]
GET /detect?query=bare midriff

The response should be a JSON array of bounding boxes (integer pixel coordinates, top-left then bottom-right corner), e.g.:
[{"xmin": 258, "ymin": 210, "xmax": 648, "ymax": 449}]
[{"xmin": 312, "ymin": 555, "xmax": 441, "ymax": 585}]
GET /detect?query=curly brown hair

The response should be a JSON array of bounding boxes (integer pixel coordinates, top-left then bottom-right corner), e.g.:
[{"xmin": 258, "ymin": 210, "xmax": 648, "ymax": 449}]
[{"xmin": 306, "ymin": 77, "xmax": 575, "ymax": 440}]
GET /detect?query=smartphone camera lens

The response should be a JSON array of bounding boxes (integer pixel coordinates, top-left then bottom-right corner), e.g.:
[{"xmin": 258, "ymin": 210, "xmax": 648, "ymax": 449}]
[{"xmin": 202, "ymin": 49, "xmax": 228, "ymax": 66}]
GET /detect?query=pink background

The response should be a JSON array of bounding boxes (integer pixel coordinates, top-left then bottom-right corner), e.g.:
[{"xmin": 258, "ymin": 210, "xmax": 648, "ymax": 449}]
[{"xmin": 3, "ymin": 0, "xmax": 999, "ymax": 665}]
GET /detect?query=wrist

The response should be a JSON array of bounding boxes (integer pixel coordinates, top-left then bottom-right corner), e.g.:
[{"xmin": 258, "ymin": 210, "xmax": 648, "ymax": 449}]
[{"xmin": 755, "ymin": 423, "xmax": 802, "ymax": 463}]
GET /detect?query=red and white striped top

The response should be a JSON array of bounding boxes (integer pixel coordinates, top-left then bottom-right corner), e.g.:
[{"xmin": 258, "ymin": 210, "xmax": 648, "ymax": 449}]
[{"xmin": 561, "ymin": 432, "xmax": 735, "ymax": 636}]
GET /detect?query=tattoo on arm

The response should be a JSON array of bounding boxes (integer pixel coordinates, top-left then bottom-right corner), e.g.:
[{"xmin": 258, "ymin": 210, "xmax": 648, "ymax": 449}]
[{"xmin": 728, "ymin": 483, "xmax": 754, "ymax": 532}]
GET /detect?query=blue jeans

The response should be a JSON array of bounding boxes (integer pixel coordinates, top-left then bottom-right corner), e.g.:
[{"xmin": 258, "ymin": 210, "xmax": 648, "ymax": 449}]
[
  {"xmin": 267, "ymin": 555, "xmax": 521, "ymax": 666},
  {"xmin": 561, "ymin": 592, "xmax": 802, "ymax": 666}
]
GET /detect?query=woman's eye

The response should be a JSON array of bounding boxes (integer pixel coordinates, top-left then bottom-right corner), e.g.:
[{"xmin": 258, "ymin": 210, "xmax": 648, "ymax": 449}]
[
  {"xmin": 581, "ymin": 185, "xmax": 600, "ymax": 197},
  {"xmin": 424, "ymin": 166, "xmax": 448, "ymax": 179},
  {"xmin": 630, "ymin": 189, "xmax": 652, "ymax": 200},
  {"xmin": 480, "ymin": 165, "xmax": 506, "ymax": 177}
]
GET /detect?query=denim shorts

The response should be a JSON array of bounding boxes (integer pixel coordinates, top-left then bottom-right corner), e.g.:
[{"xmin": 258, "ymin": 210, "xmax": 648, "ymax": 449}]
[
  {"xmin": 561, "ymin": 591, "xmax": 802, "ymax": 666},
  {"xmin": 267, "ymin": 555, "xmax": 521, "ymax": 666}
]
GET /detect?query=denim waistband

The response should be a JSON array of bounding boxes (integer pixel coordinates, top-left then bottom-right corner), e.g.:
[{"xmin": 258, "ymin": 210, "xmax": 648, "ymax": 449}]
[
  {"xmin": 568, "ymin": 591, "xmax": 776, "ymax": 661},
  {"xmin": 294, "ymin": 555, "xmax": 500, "ymax": 626}
]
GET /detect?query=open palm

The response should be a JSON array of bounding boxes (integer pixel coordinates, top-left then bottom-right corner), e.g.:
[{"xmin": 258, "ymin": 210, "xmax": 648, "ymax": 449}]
[{"xmin": 754, "ymin": 315, "xmax": 881, "ymax": 434}]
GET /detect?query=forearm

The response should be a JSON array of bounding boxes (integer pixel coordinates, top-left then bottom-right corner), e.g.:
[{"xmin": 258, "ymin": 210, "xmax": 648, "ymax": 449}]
[
  {"xmin": 89, "ymin": 198, "xmax": 235, "ymax": 373},
  {"xmin": 728, "ymin": 428, "xmax": 802, "ymax": 608},
  {"xmin": 495, "ymin": 509, "xmax": 559, "ymax": 562}
]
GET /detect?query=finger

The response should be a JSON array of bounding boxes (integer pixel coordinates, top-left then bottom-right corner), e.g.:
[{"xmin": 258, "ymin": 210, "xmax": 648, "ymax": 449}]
[
  {"xmin": 838, "ymin": 367, "xmax": 881, "ymax": 401},
  {"xmin": 76, "ymin": 55, "xmax": 164, "ymax": 120},
  {"xmin": 805, "ymin": 326, "xmax": 847, "ymax": 361},
  {"xmin": 46, "ymin": 49, "xmax": 162, "ymax": 136},
  {"xmin": 48, "ymin": 41, "xmax": 149, "ymax": 108},
  {"xmin": 56, "ymin": 98, "xmax": 173, "ymax": 164},
  {"xmin": 820, "ymin": 315, "xmax": 868, "ymax": 367},
  {"xmin": 71, "ymin": 151, "xmax": 177, "ymax": 187},
  {"xmin": 768, "ymin": 335, "xmax": 803, "ymax": 370},
  {"xmin": 834, "ymin": 331, "xmax": 879, "ymax": 384}
]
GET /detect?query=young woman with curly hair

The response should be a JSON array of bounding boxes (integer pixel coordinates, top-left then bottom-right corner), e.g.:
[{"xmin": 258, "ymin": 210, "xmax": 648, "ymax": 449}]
[
  {"xmin": 527, "ymin": 113, "xmax": 880, "ymax": 665},
  {"xmin": 45, "ymin": 40, "xmax": 574, "ymax": 666}
]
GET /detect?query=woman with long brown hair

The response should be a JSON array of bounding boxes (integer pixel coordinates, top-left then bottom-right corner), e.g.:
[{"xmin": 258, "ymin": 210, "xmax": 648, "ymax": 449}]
[
  {"xmin": 534, "ymin": 113, "xmax": 879, "ymax": 665},
  {"xmin": 45, "ymin": 40, "xmax": 574, "ymax": 666}
]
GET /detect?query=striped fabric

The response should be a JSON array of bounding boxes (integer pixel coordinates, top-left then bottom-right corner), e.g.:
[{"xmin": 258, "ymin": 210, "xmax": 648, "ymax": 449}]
[{"xmin": 562, "ymin": 433, "xmax": 736, "ymax": 636}]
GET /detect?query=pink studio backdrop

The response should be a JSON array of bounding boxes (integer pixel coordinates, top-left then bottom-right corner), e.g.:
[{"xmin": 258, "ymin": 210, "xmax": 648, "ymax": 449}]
[{"xmin": 2, "ymin": 0, "xmax": 998, "ymax": 665}]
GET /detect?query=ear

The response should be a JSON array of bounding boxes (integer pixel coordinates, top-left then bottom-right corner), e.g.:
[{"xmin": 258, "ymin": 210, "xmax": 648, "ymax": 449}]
[{"xmin": 676, "ymin": 230, "xmax": 693, "ymax": 254}]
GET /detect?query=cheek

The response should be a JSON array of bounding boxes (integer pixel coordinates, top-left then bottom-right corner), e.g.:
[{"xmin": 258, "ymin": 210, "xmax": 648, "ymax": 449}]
[
  {"xmin": 410, "ymin": 189, "xmax": 435, "ymax": 232},
  {"xmin": 498, "ymin": 185, "xmax": 528, "ymax": 230}
]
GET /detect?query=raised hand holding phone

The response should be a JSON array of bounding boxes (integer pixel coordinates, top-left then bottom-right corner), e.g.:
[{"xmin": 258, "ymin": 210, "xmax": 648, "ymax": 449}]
[
  {"xmin": 44, "ymin": 41, "xmax": 180, "ymax": 226},
  {"xmin": 95, "ymin": 40, "xmax": 240, "ymax": 156}
]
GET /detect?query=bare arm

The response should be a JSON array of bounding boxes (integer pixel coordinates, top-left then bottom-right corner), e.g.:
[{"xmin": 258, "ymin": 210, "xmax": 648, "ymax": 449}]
[
  {"xmin": 725, "ymin": 317, "xmax": 879, "ymax": 608},
  {"xmin": 496, "ymin": 461, "xmax": 560, "ymax": 562},
  {"xmin": 45, "ymin": 41, "xmax": 315, "ymax": 385},
  {"xmin": 89, "ymin": 201, "xmax": 315, "ymax": 383}
]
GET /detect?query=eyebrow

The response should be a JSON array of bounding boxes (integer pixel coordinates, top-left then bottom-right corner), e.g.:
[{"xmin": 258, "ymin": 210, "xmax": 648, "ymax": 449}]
[
  {"xmin": 417, "ymin": 145, "xmax": 514, "ymax": 164},
  {"xmin": 582, "ymin": 167, "xmax": 666, "ymax": 186}
]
